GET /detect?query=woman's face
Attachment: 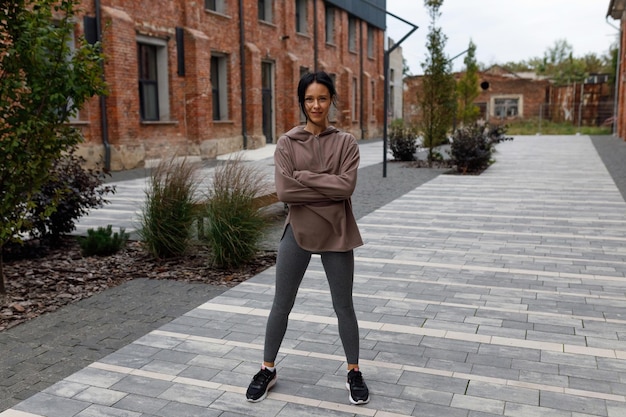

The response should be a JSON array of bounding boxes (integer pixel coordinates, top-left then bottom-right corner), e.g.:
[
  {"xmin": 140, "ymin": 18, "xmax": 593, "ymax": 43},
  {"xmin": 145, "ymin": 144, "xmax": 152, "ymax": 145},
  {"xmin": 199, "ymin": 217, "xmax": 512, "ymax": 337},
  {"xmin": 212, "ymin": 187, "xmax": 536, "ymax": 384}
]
[{"xmin": 303, "ymin": 82, "xmax": 332, "ymax": 126}]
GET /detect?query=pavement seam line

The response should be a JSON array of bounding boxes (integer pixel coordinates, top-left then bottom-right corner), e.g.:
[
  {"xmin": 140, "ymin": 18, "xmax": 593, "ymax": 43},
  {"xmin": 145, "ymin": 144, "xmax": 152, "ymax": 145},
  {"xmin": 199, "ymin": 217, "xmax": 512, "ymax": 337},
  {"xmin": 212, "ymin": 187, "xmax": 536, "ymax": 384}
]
[
  {"xmin": 353, "ymin": 255, "xmax": 626, "ymax": 283},
  {"xmin": 364, "ymin": 217, "xmax": 626, "ymax": 234},
  {"xmin": 363, "ymin": 242, "xmax": 626, "ymax": 267},
  {"xmin": 373, "ymin": 209, "xmax": 626, "ymax": 224},
  {"xmin": 359, "ymin": 223, "xmax": 626, "ymax": 243},
  {"xmin": 362, "ymin": 235, "xmax": 626, "ymax": 258},
  {"xmin": 0, "ymin": 411, "xmax": 44, "ymax": 417},
  {"xmin": 388, "ymin": 193, "xmax": 626, "ymax": 206}
]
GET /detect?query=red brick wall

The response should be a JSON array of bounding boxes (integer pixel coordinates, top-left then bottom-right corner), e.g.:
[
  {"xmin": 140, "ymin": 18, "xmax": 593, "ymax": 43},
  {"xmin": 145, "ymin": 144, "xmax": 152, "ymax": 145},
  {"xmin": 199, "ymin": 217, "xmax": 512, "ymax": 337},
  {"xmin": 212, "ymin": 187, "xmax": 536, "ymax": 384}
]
[
  {"xmin": 474, "ymin": 73, "xmax": 550, "ymax": 121},
  {"xmin": 72, "ymin": 0, "xmax": 385, "ymax": 170}
]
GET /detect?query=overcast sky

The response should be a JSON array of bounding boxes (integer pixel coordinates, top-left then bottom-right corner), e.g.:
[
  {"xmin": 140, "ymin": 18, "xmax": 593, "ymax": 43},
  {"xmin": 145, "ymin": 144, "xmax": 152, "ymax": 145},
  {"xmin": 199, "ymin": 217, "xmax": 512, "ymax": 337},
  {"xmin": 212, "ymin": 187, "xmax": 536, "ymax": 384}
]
[{"xmin": 386, "ymin": 0, "xmax": 619, "ymax": 75}]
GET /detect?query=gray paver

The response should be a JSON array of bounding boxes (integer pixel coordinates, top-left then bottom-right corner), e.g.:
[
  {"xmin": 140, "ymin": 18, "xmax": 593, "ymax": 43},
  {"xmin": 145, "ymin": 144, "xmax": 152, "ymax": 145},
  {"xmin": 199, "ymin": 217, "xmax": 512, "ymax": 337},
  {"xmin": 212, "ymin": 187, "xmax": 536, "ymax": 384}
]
[{"xmin": 2, "ymin": 136, "xmax": 626, "ymax": 417}]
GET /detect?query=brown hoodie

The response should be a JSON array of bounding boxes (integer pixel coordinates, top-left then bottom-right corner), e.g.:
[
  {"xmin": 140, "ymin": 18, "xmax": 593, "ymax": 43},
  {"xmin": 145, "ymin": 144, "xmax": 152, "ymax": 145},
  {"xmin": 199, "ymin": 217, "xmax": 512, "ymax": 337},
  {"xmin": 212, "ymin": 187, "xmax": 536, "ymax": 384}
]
[{"xmin": 274, "ymin": 125, "xmax": 363, "ymax": 252}]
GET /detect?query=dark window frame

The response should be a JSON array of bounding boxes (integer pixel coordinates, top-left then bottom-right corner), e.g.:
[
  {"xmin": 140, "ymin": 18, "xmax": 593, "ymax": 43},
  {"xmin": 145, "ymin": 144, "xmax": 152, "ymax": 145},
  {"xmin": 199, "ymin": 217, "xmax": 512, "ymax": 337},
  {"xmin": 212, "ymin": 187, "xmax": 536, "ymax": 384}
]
[
  {"xmin": 138, "ymin": 43, "xmax": 159, "ymax": 121},
  {"xmin": 325, "ymin": 5, "xmax": 335, "ymax": 44},
  {"xmin": 295, "ymin": 0, "xmax": 307, "ymax": 34},
  {"xmin": 348, "ymin": 15, "xmax": 357, "ymax": 52}
]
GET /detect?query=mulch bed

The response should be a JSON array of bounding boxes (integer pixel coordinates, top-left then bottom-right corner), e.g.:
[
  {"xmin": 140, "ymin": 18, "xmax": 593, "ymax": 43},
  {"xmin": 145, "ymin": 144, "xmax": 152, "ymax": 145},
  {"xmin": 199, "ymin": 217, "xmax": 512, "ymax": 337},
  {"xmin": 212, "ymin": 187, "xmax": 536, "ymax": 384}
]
[{"xmin": 0, "ymin": 237, "xmax": 276, "ymax": 332}]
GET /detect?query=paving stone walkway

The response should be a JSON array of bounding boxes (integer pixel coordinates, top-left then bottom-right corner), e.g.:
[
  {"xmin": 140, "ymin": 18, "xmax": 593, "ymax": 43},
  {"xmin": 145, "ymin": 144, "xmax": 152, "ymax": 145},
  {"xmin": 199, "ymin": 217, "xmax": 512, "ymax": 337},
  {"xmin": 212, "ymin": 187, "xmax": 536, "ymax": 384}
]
[{"xmin": 2, "ymin": 135, "xmax": 626, "ymax": 417}]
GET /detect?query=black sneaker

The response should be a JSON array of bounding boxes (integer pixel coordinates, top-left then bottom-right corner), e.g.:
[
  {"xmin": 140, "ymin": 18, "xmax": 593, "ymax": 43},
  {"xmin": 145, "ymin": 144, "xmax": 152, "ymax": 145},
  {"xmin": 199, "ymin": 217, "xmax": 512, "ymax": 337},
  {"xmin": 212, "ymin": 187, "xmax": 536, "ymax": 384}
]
[
  {"xmin": 346, "ymin": 369, "xmax": 370, "ymax": 405},
  {"xmin": 246, "ymin": 367, "xmax": 277, "ymax": 402}
]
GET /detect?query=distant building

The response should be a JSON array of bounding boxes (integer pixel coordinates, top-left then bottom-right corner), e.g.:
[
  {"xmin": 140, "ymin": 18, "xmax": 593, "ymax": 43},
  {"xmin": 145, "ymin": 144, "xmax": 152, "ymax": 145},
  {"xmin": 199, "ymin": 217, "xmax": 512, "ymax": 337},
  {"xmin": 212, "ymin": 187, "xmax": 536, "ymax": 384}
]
[
  {"xmin": 72, "ymin": 0, "xmax": 387, "ymax": 171},
  {"xmin": 387, "ymin": 38, "xmax": 404, "ymax": 121},
  {"xmin": 403, "ymin": 65, "xmax": 612, "ymax": 128}
]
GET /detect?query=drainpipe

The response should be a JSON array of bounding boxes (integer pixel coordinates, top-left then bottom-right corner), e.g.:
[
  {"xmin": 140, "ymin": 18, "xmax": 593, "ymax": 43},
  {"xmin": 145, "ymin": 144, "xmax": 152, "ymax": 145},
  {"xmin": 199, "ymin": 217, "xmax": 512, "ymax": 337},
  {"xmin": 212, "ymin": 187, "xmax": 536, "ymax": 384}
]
[
  {"xmin": 313, "ymin": 0, "xmax": 318, "ymax": 71},
  {"xmin": 238, "ymin": 0, "xmax": 248, "ymax": 149},
  {"xmin": 616, "ymin": 25, "xmax": 622, "ymax": 137},
  {"xmin": 94, "ymin": 0, "xmax": 110, "ymax": 171},
  {"xmin": 359, "ymin": 22, "xmax": 364, "ymax": 139}
]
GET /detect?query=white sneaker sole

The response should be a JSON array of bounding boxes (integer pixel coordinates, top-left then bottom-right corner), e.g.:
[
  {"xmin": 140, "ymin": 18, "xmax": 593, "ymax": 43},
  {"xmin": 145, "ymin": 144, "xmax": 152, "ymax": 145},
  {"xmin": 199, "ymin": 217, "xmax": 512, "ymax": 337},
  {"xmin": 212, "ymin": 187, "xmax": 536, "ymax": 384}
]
[{"xmin": 346, "ymin": 382, "xmax": 370, "ymax": 405}]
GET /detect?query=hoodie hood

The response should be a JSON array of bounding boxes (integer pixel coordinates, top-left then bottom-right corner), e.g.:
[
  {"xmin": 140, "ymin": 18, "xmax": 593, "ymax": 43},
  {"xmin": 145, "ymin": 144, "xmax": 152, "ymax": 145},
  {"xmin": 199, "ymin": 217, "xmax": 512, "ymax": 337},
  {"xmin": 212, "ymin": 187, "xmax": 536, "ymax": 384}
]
[{"xmin": 284, "ymin": 125, "xmax": 340, "ymax": 141}]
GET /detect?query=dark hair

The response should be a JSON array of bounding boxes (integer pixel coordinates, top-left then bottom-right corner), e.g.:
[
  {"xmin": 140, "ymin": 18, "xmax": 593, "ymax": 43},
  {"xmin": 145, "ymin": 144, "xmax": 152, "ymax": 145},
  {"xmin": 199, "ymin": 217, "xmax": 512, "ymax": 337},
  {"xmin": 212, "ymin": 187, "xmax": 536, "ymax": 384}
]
[{"xmin": 297, "ymin": 71, "xmax": 337, "ymax": 120}]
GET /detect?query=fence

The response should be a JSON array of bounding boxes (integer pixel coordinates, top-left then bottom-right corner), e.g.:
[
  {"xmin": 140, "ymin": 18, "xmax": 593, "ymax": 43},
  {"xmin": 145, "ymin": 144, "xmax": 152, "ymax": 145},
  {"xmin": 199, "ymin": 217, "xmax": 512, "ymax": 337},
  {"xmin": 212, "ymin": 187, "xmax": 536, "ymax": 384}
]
[{"xmin": 538, "ymin": 101, "xmax": 615, "ymax": 131}]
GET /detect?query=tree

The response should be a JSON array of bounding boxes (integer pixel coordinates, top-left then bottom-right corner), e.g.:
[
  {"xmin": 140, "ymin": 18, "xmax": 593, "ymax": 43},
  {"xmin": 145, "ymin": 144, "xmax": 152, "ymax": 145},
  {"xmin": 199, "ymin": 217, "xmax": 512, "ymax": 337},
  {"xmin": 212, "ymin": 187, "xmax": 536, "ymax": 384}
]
[
  {"xmin": 456, "ymin": 40, "xmax": 480, "ymax": 126},
  {"xmin": 402, "ymin": 57, "xmax": 412, "ymax": 77},
  {"xmin": 0, "ymin": 0, "xmax": 106, "ymax": 293},
  {"xmin": 501, "ymin": 39, "xmax": 617, "ymax": 87},
  {"xmin": 419, "ymin": 0, "xmax": 456, "ymax": 165},
  {"xmin": 536, "ymin": 39, "xmax": 586, "ymax": 85}
]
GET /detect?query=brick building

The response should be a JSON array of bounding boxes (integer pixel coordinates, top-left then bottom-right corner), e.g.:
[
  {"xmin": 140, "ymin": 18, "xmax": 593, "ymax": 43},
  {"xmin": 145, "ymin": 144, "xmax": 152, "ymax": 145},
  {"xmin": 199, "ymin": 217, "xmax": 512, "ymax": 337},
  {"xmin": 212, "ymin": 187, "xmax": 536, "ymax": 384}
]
[
  {"xmin": 403, "ymin": 66, "xmax": 551, "ymax": 127},
  {"xmin": 403, "ymin": 65, "xmax": 613, "ymax": 130},
  {"xmin": 72, "ymin": 0, "xmax": 386, "ymax": 171}
]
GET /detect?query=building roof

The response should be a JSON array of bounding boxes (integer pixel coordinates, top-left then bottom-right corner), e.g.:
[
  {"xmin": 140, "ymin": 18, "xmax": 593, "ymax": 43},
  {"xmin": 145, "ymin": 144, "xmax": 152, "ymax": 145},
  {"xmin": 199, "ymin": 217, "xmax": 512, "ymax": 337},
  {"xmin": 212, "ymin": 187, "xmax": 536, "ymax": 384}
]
[{"xmin": 326, "ymin": 0, "xmax": 386, "ymax": 30}]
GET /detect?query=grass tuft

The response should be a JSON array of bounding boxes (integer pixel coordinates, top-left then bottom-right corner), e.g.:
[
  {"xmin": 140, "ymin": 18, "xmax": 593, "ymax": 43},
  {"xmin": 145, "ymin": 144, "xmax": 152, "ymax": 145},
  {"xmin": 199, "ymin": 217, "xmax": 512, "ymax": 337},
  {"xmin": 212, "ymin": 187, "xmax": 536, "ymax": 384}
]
[
  {"xmin": 139, "ymin": 157, "xmax": 199, "ymax": 259},
  {"xmin": 201, "ymin": 154, "xmax": 270, "ymax": 268}
]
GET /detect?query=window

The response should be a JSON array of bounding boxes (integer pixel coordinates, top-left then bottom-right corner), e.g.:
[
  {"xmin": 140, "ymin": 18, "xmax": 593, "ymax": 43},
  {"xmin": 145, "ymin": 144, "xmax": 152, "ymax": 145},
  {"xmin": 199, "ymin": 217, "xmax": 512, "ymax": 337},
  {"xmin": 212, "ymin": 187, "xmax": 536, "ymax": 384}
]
[
  {"xmin": 348, "ymin": 15, "xmax": 357, "ymax": 52},
  {"xmin": 258, "ymin": 0, "xmax": 273, "ymax": 22},
  {"xmin": 367, "ymin": 25, "xmax": 374, "ymax": 58},
  {"xmin": 137, "ymin": 36, "xmax": 170, "ymax": 121},
  {"xmin": 138, "ymin": 43, "xmax": 158, "ymax": 120},
  {"xmin": 325, "ymin": 5, "xmax": 335, "ymax": 44},
  {"xmin": 206, "ymin": 0, "xmax": 225, "ymax": 13},
  {"xmin": 295, "ymin": 0, "xmax": 307, "ymax": 34},
  {"xmin": 390, "ymin": 84, "xmax": 395, "ymax": 117},
  {"xmin": 494, "ymin": 97, "xmax": 519, "ymax": 118},
  {"xmin": 390, "ymin": 68, "xmax": 395, "ymax": 117},
  {"xmin": 211, "ymin": 55, "xmax": 229, "ymax": 121}
]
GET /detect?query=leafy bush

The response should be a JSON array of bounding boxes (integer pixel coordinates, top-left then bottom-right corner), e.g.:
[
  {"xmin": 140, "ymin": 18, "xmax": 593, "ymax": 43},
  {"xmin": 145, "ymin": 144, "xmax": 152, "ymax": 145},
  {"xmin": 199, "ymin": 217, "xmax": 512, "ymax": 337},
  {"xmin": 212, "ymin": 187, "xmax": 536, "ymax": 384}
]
[
  {"xmin": 201, "ymin": 155, "xmax": 269, "ymax": 268},
  {"xmin": 79, "ymin": 225, "xmax": 129, "ymax": 257},
  {"xmin": 139, "ymin": 157, "xmax": 199, "ymax": 259},
  {"xmin": 25, "ymin": 147, "xmax": 115, "ymax": 242},
  {"xmin": 451, "ymin": 122, "xmax": 513, "ymax": 174},
  {"xmin": 389, "ymin": 119, "xmax": 418, "ymax": 161}
]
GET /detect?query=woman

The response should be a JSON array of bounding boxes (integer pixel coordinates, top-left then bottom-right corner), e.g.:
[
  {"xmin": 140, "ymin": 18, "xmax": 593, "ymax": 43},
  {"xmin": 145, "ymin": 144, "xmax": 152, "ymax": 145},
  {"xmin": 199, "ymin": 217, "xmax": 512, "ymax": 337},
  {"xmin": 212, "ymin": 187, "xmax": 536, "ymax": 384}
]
[{"xmin": 245, "ymin": 71, "xmax": 369, "ymax": 405}]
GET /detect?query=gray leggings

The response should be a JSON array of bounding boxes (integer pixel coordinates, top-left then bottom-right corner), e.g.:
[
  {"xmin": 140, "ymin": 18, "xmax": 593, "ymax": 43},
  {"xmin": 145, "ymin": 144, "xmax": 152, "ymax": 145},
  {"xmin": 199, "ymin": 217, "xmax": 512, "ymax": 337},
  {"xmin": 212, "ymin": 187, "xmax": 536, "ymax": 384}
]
[{"xmin": 263, "ymin": 224, "xmax": 360, "ymax": 365}]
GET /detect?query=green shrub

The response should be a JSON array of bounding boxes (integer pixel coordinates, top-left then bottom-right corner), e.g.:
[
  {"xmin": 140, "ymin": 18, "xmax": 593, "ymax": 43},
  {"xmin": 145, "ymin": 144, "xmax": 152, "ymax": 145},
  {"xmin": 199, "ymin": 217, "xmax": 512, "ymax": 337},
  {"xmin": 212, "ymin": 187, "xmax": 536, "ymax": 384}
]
[
  {"xmin": 139, "ymin": 157, "xmax": 199, "ymax": 259},
  {"xmin": 79, "ymin": 225, "xmax": 129, "ymax": 257},
  {"xmin": 201, "ymin": 155, "xmax": 269, "ymax": 268},
  {"xmin": 451, "ymin": 122, "xmax": 513, "ymax": 174},
  {"xmin": 389, "ymin": 119, "xmax": 418, "ymax": 161},
  {"xmin": 24, "ymin": 147, "xmax": 115, "ymax": 242}
]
